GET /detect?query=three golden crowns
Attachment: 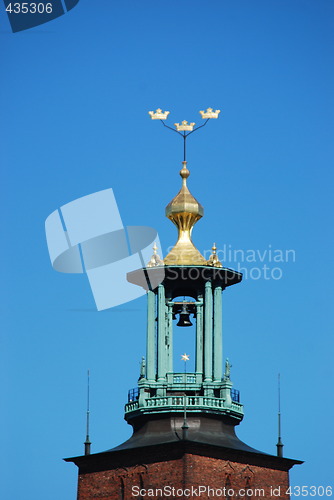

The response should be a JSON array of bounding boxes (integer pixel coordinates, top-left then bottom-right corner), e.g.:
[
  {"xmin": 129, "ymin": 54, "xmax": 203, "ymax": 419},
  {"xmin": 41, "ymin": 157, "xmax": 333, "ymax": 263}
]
[{"xmin": 148, "ymin": 108, "xmax": 221, "ymax": 131}]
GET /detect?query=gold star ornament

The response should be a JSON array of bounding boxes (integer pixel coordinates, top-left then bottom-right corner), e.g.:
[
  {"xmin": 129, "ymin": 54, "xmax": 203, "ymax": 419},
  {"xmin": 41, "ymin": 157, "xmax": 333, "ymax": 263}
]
[{"xmin": 181, "ymin": 353, "xmax": 190, "ymax": 361}]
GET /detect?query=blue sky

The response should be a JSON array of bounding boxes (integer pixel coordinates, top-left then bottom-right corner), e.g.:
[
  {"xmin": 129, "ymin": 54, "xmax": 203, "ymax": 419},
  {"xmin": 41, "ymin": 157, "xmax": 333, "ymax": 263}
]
[{"xmin": 1, "ymin": 1, "xmax": 333, "ymax": 498}]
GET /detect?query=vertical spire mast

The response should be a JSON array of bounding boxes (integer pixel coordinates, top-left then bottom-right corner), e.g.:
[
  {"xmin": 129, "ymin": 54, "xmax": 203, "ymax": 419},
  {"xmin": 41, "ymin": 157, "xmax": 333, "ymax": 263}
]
[
  {"xmin": 276, "ymin": 373, "xmax": 284, "ymax": 457},
  {"xmin": 84, "ymin": 369, "xmax": 91, "ymax": 456},
  {"xmin": 181, "ymin": 354, "xmax": 190, "ymax": 440}
]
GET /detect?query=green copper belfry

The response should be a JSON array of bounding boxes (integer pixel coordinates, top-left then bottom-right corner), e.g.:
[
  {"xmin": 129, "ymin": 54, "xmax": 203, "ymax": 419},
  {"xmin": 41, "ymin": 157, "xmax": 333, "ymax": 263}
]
[
  {"xmin": 65, "ymin": 126, "xmax": 303, "ymax": 489},
  {"xmin": 125, "ymin": 163, "xmax": 243, "ymax": 424}
]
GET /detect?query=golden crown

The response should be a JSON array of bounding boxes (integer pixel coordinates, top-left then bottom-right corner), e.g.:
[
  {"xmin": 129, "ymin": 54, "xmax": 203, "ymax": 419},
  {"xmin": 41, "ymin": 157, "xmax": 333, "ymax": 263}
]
[
  {"xmin": 174, "ymin": 120, "xmax": 196, "ymax": 132},
  {"xmin": 199, "ymin": 108, "xmax": 221, "ymax": 119},
  {"xmin": 148, "ymin": 108, "xmax": 170, "ymax": 120}
]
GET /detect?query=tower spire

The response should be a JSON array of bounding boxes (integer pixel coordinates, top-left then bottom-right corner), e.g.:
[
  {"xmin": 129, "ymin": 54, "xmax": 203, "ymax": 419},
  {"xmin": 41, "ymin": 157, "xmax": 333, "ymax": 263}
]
[
  {"xmin": 148, "ymin": 107, "xmax": 222, "ymax": 267},
  {"xmin": 164, "ymin": 162, "xmax": 206, "ymax": 266},
  {"xmin": 84, "ymin": 369, "xmax": 91, "ymax": 456},
  {"xmin": 207, "ymin": 243, "xmax": 223, "ymax": 268},
  {"xmin": 276, "ymin": 373, "xmax": 284, "ymax": 457}
]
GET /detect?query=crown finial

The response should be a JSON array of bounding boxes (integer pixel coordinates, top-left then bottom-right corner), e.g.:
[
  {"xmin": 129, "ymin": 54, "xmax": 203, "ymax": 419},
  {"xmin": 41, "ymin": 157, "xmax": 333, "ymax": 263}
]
[
  {"xmin": 207, "ymin": 243, "xmax": 223, "ymax": 268},
  {"xmin": 148, "ymin": 108, "xmax": 170, "ymax": 120},
  {"xmin": 174, "ymin": 120, "xmax": 195, "ymax": 132},
  {"xmin": 199, "ymin": 108, "xmax": 221, "ymax": 119},
  {"xmin": 148, "ymin": 107, "xmax": 220, "ymax": 162}
]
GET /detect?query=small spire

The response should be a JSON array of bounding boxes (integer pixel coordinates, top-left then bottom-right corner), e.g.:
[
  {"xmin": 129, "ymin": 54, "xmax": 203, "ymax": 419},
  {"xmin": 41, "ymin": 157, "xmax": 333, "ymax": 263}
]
[
  {"xmin": 84, "ymin": 370, "xmax": 91, "ymax": 456},
  {"xmin": 207, "ymin": 243, "xmax": 223, "ymax": 268},
  {"xmin": 147, "ymin": 242, "xmax": 164, "ymax": 268},
  {"xmin": 276, "ymin": 373, "xmax": 284, "ymax": 457}
]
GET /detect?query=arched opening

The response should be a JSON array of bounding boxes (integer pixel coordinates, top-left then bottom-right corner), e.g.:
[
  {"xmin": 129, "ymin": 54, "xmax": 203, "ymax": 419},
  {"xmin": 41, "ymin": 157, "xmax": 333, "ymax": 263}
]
[
  {"xmin": 245, "ymin": 477, "xmax": 252, "ymax": 499},
  {"xmin": 225, "ymin": 475, "xmax": 232, "ymax": 500},
  {"xmin": 172, "ymin": 295, "xmax": 196, "ymax": 373},
  {"xmin": 119, "ymin": 477, "xmax": 125, "ymax": 500}
]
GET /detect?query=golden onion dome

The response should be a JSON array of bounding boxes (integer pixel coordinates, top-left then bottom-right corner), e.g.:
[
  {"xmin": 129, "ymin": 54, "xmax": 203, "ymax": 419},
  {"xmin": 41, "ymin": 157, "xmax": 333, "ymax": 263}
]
[{"xmin": 164, "ymin": 161, "xmax": 207, "ymax": 266}]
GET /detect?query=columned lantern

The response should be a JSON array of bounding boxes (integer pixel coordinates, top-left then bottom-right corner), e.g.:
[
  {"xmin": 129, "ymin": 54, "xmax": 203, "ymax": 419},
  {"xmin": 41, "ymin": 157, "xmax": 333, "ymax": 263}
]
[{"xmin": 125, "ymin": 161, "xmax": 245, "ymax": 436}]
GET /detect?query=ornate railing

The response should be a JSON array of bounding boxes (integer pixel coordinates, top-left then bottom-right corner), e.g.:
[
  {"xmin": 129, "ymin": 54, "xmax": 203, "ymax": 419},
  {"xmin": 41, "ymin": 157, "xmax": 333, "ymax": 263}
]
[
  {"xmin": 125, "ymin": 395, "xmax": 243, "ymax": 415},
  {"xmin": 167, "ymin": 372, "xmax": 202, "ymax": 385},
  {"xmin": 171, "ymin": 373, "xmax": 198, "ymax": 384}
]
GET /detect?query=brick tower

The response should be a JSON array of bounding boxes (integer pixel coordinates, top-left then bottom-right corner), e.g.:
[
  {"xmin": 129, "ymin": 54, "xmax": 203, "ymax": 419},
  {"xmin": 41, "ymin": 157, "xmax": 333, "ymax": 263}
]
[{"xmin": 66, "ymin": 124, "xmax": 302, "ymax": 499}]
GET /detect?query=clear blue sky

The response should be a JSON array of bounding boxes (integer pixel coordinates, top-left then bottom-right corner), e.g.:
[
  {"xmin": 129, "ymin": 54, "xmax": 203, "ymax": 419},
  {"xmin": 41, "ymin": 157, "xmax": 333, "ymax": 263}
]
[{"xmin": 1, "ymin": 1, "xmax": 333, "ymax": 498}]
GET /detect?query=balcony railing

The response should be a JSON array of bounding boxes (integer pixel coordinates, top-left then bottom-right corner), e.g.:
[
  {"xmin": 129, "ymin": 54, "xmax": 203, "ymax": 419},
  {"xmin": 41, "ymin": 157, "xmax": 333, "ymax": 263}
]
[
  {"xmin": 128, "ymin": 384, "xmax": 241, "ymax": 404},
  {"xmin": 172, "ymin": 374, "xmax": 197, "ymax": 384},
  {"xmin": 125, "ymin": 395, "xmax": 243, "ymax": 416},
  {"xmin": 167, "ymin": 372, "xmax": 202, "ymax": 385}
]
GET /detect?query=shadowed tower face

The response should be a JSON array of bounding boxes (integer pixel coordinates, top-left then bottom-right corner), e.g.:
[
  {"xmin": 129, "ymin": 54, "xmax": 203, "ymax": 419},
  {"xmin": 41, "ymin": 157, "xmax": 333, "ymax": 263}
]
[{"xmin": 65, "ymin": 158, "xmax": 302, "ymax": 500}]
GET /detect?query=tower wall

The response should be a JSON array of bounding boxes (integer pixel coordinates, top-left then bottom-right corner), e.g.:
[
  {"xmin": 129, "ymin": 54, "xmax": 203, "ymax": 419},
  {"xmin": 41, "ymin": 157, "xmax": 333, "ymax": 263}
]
[{"xmin": 77, "ymin": 452, "xmax": 291, "ymax": 500}]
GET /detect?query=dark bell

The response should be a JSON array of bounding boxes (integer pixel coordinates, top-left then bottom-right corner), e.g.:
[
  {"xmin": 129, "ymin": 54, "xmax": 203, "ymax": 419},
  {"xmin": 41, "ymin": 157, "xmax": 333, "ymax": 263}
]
[
  {"xmin": 177, "ymin": 304, "xmax": 193, "ymax": 327},
  {"xmin": 177, "ymin": 313, "xmax": 192, "ymax": 327}
]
